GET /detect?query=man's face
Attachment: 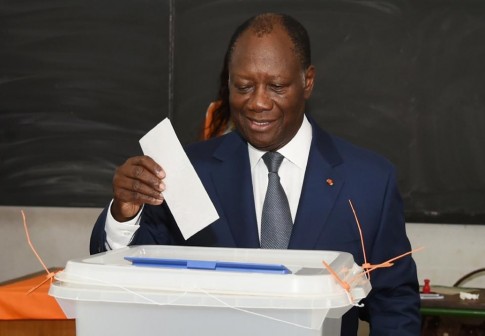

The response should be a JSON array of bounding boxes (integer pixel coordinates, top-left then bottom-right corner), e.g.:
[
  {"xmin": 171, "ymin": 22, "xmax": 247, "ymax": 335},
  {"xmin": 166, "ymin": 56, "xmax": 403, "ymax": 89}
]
[{"xmin": 228, "ymin": 26, "xmax": 315, "ymax": 151}]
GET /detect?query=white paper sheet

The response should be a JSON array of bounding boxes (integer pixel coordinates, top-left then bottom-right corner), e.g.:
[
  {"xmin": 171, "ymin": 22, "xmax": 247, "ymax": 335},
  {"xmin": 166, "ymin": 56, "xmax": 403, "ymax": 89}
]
[{"xmin": 139, "ymin": 118, "xmax": 219, "ymax": 239}]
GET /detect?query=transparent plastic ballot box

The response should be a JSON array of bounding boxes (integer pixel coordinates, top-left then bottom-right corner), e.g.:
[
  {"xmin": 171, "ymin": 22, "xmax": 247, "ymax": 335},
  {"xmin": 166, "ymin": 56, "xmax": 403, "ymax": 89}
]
[{"xmin": 49, "ymin": 245, "xmax": 371, "ymax": 336}]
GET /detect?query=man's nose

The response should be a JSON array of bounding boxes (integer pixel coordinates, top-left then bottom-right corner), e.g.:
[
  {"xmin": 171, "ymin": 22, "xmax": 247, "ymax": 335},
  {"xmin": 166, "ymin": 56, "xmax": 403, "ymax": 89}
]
[{"xmin": 248, "ymin": 86, "xmax": 273, "ymax": 112}]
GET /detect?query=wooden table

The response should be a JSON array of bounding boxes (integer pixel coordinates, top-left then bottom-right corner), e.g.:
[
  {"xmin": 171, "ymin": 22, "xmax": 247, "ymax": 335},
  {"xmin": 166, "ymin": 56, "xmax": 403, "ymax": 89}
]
[{"xmin": 421, "ymin": 286, "xmax": 485, "ymax": 335}]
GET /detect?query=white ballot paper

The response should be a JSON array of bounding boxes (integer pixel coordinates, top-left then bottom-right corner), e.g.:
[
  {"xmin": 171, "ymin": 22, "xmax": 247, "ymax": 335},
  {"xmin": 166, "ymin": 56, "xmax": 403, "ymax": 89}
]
[{"xmin": 139, "ymin": 118, "xmax": 219, "ymax": 239}]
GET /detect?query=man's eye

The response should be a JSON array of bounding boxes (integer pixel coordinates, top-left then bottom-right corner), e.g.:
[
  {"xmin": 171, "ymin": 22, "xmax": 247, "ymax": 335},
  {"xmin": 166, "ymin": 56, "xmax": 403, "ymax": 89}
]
[
  {"xmin": 236, "ymin": 86, "xmax": 252, "ymax": 93},
  {"xmin": 270, "ymin": 84, "xmax": 286, "ymax": 93}
]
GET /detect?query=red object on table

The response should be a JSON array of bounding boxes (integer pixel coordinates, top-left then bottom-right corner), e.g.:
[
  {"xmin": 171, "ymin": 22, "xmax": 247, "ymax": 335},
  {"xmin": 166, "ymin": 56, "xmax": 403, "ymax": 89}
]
[{"xmin": 423, "ymin": 279, "xmax": 431, "ymax": 294}]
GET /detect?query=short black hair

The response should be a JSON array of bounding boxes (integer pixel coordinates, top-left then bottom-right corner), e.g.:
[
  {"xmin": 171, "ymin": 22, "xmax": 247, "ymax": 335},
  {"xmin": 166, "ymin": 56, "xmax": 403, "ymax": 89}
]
[{"xmin": 226, "ymin": 13, "xmax": 312, "ymax": 70}]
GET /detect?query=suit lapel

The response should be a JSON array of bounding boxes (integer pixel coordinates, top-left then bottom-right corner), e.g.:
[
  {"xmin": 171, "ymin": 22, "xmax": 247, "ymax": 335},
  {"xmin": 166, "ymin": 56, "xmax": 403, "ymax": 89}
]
[
  {"xmin": 207, "ymin": 119, "xmax": 345, "ymax": 250},
  {"xmin": 210, "ymin": 133, "xmax": 260, "ymax": 248},
  {"xmin": 289, "ymin": 122, "xmax": 345, "ymax": 249}
]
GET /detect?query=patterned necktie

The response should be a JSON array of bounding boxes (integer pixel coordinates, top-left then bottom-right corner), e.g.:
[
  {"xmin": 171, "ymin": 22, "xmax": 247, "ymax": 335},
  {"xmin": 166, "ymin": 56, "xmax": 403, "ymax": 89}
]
[{"xmin": 260, "ymin": 151, "xmax": 293, "ymax": 249}]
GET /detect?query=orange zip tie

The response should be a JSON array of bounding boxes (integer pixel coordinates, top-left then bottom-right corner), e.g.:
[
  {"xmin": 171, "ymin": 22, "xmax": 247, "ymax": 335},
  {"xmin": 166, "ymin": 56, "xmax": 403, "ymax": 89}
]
[
  {"xmin": 348, "ymin": 247, "xmax": 424, "ymax": 286},
  {"xmin": 322, "ymin": 200, "xmax": 424, "ymax": 302},
  {"xmin": 322, "ymin": 260, "xmax": 351, "ymax": 292},
  {"xmin": 322, "ymin": 247, "xmax": 424, "ymax": 306},
  {"xmin": 21, "ymin": 210, "xmax": 58, "ymax": 294},
  {"xmin": 348, "ymin": 200, "xmax": 371, "ymax": 279},
  {"xmin": 321, "ymin": 260, "xmax": 363, "ymax": 306},
  {"xmin": 348, "ymin": 200, "xmax": 424, "ymax": 280}
]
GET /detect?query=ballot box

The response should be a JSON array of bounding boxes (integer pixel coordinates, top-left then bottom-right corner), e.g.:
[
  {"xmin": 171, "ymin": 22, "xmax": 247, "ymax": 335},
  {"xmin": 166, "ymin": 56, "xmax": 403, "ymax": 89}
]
[{"xmin": 49, "ymin": 245, "xmax": 371, "ymax": 336}]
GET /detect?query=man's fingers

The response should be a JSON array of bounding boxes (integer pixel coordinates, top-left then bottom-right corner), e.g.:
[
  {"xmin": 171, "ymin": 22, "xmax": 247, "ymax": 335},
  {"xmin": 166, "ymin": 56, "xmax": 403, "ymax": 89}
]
[
  {"xmin": 114, "ymin": 186, "xmax": 164, "ymax": 206},
  {"xmin": 127, "ymin": 165, "xmax": 164, "ymax": 192},
  {"xmin": 130, "ymin": 156, "xmax": 165, "ymax": 179},
  {"xmin": 110, "ymin": 156, "xmax": 166, "ymax": 221},
  {"xmin": 114, "ymin": 175, "xmax": 164, "ymax": 201}
]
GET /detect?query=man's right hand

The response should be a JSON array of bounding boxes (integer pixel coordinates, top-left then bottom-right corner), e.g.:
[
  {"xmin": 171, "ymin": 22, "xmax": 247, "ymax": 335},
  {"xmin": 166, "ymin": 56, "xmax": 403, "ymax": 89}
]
[{"xmin": 111, "ymin": 155, "xmax": 165, "ymax": 222}]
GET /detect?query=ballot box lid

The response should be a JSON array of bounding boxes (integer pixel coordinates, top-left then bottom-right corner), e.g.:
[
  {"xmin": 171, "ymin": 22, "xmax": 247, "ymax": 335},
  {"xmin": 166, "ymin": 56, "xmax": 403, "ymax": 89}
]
[{"xmin": 49, "ymin": 245, "xmax": 371, "ymax": 310}]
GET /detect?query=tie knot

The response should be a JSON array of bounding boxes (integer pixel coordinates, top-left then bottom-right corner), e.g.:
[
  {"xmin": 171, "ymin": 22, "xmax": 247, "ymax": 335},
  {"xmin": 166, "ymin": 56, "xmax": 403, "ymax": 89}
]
[{"xmin": 262, "ymin": 151, "xmax": 284, "ymax": 173}]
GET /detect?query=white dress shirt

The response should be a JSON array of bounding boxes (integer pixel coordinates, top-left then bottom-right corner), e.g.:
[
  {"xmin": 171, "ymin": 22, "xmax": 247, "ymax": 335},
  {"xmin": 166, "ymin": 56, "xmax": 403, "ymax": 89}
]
[
  {"xmin": 105, "ymin": 115, "xmax": 313, "ymax": 249},
  {"xmin": 249, "ymin": 115, "xmax": 312, "ymax": 239}
]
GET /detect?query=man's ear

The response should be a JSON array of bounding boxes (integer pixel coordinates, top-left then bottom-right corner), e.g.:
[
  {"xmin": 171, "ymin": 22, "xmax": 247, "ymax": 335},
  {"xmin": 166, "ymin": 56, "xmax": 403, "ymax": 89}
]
[{"xmin": 303, "ymin": 65, "xmax": 316, "ymax": 99}]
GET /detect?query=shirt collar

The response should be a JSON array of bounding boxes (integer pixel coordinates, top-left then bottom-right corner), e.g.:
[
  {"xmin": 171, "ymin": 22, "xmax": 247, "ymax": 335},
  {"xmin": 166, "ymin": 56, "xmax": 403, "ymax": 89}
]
[{"xmin": 248, "ymin": 114, "xmax": 313, "ymax": 169}]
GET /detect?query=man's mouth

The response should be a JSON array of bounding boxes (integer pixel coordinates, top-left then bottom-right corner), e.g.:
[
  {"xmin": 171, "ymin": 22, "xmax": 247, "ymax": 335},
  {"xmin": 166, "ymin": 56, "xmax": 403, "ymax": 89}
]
[
  {"xmin": 247, "ymin": 118, "xmax": 274, "ymax": 132},
  {"xmin": 252, "ymin": 120, "xmax": 271, "ymax": 126}
]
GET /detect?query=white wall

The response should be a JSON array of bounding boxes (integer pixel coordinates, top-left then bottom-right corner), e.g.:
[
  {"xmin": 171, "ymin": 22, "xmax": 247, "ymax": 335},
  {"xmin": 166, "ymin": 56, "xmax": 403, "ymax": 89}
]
[
  {"xmin": 1, "ymin": 206, "xmax": 484, "ymax": 288},
  {"xmin": 407, "ymin": 222, "xmax": 485, "ymax": 288},
  {"xmin": 0, "ymin": 206, "xmax": 98, "ymax": 282}
]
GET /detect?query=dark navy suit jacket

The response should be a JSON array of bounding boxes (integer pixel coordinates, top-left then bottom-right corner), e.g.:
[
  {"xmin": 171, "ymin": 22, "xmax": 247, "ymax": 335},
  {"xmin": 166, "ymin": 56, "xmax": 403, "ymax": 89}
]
[{"xmin": 91, "ymin": 115, "xmax": 420, "ymax": 335}]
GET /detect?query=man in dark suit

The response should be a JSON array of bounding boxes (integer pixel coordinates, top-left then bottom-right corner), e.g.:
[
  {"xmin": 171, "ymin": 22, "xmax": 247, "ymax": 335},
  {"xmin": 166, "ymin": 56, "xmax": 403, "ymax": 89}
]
[{"xmin": 91, "ymin": 13, "xmax": 420, "ymax": 335}]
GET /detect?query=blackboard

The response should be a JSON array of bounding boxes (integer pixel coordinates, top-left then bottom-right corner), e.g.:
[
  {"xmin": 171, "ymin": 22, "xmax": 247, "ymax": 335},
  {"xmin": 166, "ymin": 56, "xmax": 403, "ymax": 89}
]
[
  {"xmin": 1, "ymin": 0, "xmax": 484, "ymax": 224},
  {"xmin": 0, "ymin": 0, "xmax": 170, "ymax": 206}
]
